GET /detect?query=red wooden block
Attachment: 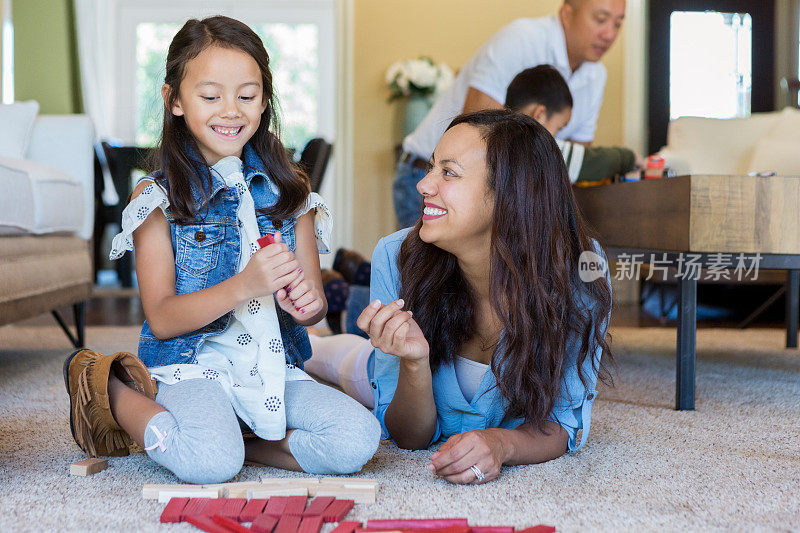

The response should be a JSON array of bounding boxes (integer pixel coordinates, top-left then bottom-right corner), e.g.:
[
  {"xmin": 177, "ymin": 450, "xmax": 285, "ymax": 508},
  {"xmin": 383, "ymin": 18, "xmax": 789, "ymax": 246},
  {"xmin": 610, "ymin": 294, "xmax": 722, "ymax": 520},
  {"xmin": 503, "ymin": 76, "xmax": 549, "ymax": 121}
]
[
  {"xmin": 160, "ymin": 497, "xmax": 190, "ymax": 523},
  {"xmin": 240, "ymin": 499, "xmax": 269, "ymax": 522},
  {"xmin": 181, "ymin": 498, "xmax": 212, "ymax": 521},
  {"xmin": 330, "ymin": 521, "xmax": 362, "ymax": 533},
  {"xmin": 257, "ymin": 235, "xmax": 276, "ymax": 248},
  {"xmin": 358, "ymin": 528, "xmax": 469, "ymax": 533},
  {"xmin": 366, "ymin": 520, "xmax": 469, "ymax": 530},
  {"xmin": 297, "ymin": 515, "xmax": 324, "ymax": 533},
  {"xmin": 302, "ymin": 496, "xmax": 335, "ymax": 517},
  {"xmin": 323, "ymin": 499, "xmax": 355, "ymax": 523},
  {"xmin": 212, "ymin": 515, "xmax": 254, "ymax": 533},
  {"xmin": 251, "ymin": 513, "xmax": 279, "ymax": 533},
  {"xmin": 184, "ymin": 515, "xmax": 230, "ymax": 533},
  {"xmin": 283, "ymin": 495, "xmax": 308, "ymax": 516},
  {"xmin": 219, "ymin": 498, "xmax": 248, "ymax": 520},
  {"xmin": 517, "ymin": 527, "xmax": 556, "ymax": 533},
  {"xmin": 274, "ymin": 514, "xmax": 303, "ymax": 533},
  {"xmin": 264, "ymin": 496, "xmax": 290, "ymax": 517},
  {"xmin": 200, "ymin": 498, "xmax": 227, "ymax": 517},
  {"xmin": 471, "ymin": 527, "xmax": 514, "ymax": 533}
]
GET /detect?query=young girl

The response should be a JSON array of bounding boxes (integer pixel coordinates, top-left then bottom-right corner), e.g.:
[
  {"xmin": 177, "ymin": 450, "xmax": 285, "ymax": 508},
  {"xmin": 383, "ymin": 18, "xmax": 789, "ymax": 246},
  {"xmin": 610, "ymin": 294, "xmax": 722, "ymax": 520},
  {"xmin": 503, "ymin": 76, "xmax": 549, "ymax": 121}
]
[
  {"xmin": 64, "ymin": 15, "xmax": 380, "ymax": 484},
  {"xmin": 306, "ymin": 109, "xmax": 613, "ymax": 485}
]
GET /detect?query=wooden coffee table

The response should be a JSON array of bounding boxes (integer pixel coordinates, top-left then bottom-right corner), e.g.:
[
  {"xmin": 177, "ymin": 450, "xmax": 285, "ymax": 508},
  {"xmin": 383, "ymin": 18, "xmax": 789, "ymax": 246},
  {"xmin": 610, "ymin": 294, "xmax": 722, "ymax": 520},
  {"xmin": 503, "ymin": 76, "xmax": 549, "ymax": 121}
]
[{"xmin": 573, "ymin": 174, "xmax": 800, "ymax": 410}]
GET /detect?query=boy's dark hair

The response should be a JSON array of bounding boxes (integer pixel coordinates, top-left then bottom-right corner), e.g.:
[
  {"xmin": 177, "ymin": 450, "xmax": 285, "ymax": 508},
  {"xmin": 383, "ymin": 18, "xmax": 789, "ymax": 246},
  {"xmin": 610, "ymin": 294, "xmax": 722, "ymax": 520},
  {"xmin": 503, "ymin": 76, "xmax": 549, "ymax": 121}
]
[
  {"xmin": 505, "ymin": 65, "xmax": 573, "ymax": 118},
  {"xmin": 152, "ymin": 16, "xmax": 309, "ymax": 223}
]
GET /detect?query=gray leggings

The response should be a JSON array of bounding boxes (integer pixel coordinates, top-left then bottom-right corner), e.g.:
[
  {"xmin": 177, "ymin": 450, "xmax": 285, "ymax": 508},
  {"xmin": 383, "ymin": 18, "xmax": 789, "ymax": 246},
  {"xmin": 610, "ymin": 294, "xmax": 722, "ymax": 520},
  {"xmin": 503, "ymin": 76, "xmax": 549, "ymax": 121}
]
[{"xmin": 142, "ymin": 378, "xmax": 381, "ymax": 484}]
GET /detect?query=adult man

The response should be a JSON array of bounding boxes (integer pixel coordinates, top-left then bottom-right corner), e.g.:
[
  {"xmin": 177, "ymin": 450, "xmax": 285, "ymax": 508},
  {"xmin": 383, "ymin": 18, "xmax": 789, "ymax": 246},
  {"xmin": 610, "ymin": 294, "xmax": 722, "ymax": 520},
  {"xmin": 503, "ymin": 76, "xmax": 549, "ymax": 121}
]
[{"xmin": 393, "ymin": 0, "xmax": 626, "ymax": 228}]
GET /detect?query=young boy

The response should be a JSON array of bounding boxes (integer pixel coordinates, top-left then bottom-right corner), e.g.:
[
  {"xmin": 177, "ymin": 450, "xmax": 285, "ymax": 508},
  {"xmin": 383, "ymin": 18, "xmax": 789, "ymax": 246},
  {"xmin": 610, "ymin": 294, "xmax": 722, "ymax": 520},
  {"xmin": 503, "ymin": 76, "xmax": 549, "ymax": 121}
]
[{"xmin": 506, "ymin": 65, "xmax": 637, "ymax": 183}]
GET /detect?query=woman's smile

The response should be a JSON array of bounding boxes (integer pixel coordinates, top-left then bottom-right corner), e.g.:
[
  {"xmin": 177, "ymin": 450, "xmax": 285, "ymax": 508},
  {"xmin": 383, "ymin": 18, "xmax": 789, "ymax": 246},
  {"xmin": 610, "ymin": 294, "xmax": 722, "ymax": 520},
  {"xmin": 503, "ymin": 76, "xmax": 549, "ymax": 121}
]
[{"xmin": 422, "ymin": 203, "xmax": 448, "ymax": 220}]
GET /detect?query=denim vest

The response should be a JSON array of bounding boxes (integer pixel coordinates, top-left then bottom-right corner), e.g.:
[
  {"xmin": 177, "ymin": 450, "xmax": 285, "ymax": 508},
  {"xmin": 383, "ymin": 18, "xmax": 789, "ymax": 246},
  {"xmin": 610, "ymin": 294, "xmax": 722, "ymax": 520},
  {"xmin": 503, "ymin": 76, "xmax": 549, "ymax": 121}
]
[{"xmin": 137, "ymin": 143, "xmax": 312, "ymax": 369}]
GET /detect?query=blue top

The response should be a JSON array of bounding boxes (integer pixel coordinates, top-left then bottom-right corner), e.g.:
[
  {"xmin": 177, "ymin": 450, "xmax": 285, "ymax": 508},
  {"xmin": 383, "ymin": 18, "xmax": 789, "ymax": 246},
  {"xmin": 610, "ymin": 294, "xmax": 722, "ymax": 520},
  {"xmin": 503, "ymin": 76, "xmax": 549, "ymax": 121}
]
[
  {"xmin": 367, "ymin": 228, "xmax": 610, "ymax": 451},
  {"xmin": 119, "ymin": 143, "xmax": 313, "ymax": 369}
]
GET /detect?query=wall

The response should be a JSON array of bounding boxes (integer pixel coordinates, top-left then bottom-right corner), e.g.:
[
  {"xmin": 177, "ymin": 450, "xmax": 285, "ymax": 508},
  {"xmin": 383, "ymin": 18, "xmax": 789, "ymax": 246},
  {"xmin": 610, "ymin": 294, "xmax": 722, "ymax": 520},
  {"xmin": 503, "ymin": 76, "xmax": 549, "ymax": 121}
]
[
  {"xmin": 351, "ymin": 0, "xmax": 626, "ymax": 255},
  {"xmin": 13, "ymin": 0, "xmax": 80, "ymax": 113}
]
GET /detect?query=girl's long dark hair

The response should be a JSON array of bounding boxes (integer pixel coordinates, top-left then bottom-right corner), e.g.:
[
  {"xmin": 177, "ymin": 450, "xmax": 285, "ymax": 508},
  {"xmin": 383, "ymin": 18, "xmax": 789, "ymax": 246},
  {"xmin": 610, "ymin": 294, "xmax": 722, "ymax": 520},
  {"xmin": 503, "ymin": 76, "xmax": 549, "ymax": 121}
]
[
  {"xmin": 398, "ymin": 109, "xmax": 613, "ymax": 431},
  {"xmin": 151, "ymin": 15, "xmax": 308, "ymax": 223}
]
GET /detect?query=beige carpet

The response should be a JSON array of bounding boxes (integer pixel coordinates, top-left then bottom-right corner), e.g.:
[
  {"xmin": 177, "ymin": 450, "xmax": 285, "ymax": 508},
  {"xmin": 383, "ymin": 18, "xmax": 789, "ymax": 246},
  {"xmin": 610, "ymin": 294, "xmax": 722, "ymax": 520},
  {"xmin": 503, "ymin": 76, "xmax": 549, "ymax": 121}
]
[{"xmin": 1, "ymin": 324, "xmax": 799, "ymax": 532}]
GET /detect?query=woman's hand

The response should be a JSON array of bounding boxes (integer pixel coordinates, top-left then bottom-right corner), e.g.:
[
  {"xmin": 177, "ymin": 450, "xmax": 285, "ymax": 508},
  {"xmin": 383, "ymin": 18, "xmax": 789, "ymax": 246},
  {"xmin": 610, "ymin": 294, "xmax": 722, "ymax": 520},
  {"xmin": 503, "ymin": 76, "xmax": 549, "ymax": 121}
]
[
  {"xmin": 356, "ymin": 299, "xmax": 429, "ymax": 362},
  {"xmin": 238, "ymin": 232, "xmax": 301, "ymax": 300},
  {"xmin": 276, "ymin": 275, "xmax": 324, "ymax": 319},
  {"xmin": 427, "ymin": 429, "xmax": 508, "ymax": 484}
]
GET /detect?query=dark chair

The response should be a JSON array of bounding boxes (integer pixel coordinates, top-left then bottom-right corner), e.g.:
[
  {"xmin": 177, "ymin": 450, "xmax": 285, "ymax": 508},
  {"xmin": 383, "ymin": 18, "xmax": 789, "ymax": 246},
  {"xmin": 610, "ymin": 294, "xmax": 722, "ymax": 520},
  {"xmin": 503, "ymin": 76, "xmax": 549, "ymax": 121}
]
[
  {"xmin": 95, "ymin": 142, "xmax": 153, "ymax": 287},
  {"xmin": 298, "ymin": 137, "xmax": 333, "ymax": 193}
]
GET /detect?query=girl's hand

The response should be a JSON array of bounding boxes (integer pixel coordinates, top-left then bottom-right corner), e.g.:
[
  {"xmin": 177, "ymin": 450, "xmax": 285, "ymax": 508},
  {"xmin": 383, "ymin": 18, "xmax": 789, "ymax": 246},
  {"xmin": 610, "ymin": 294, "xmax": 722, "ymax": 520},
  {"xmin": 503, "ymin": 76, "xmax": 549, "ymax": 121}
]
[
  {"xmin": 276, "ymin": 275, "xmax": 324, "ymax": 319},
  {"xmin": 239, "ymin": 232, "xmax": 300, "ymax": 299},
  {"xmin": 426, "ymin": 429, "xmax": 507, "ymax": 484},
  {"xmin": 356, "ymin": 299, "xmax": 429, "ymax": 362}
]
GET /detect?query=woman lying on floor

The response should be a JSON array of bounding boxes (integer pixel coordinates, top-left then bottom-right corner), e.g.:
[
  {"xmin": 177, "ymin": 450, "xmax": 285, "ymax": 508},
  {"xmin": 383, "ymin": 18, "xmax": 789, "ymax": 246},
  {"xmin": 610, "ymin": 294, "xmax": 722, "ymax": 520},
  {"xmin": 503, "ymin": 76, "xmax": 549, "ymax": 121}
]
[{"xmin": 306, "ymin": 109, "xmax": 613, "ymax": 485}]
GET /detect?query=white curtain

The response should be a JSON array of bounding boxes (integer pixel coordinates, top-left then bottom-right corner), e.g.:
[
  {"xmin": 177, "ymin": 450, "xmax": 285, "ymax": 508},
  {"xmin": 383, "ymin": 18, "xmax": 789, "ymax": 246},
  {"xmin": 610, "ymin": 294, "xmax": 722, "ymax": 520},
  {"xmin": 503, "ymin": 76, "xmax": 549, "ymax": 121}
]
[{"xmin": 73, "ymin": 0, "xmax": 119, "ymax": 204}]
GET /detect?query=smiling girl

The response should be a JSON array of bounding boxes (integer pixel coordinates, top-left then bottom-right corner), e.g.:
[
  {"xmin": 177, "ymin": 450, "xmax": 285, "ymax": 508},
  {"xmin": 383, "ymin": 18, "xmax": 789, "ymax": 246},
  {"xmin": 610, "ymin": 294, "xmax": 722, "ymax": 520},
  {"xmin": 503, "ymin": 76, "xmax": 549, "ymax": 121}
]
[{"xmin": 63, "ymin": 16, "xmax": 379, "ymax": 484}]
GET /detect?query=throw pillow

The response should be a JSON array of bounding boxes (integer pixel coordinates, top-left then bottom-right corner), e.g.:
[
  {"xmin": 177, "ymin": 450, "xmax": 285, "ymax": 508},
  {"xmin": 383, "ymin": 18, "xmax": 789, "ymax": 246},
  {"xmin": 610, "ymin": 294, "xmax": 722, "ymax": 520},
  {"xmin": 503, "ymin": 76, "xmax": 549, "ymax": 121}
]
[{"xmin": 0, "ymin": 100, "xmax": 40, "ymax": 158}]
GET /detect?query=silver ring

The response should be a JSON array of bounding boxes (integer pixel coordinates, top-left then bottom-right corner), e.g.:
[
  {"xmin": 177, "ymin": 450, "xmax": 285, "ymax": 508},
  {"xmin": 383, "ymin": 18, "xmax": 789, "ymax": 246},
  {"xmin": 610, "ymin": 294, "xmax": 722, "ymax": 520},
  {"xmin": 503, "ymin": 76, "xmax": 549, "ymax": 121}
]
[{"xmin": 469, "ymin": 464, "xmax": 485, "ymax": 482}]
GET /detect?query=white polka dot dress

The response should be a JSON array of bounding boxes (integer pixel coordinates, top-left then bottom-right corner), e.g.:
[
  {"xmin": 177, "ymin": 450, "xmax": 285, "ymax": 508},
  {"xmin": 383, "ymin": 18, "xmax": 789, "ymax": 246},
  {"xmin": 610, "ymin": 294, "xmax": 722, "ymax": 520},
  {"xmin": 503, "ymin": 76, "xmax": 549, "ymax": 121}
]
[{"xmin": 109, "ymin": 156, "xmax": 333, "ymax": 441}]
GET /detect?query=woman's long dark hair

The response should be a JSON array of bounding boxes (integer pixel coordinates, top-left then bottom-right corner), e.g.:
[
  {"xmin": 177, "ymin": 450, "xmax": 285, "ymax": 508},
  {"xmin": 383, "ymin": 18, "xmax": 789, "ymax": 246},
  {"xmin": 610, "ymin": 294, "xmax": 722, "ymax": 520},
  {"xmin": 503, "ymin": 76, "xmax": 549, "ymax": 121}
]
[
  {"xmin": 398, "ymin": 109, "xmax": 613, "ymax": 431},
  {"xmin": 150, "ymin": 15, "xmax": 308, "ymax": 223}
]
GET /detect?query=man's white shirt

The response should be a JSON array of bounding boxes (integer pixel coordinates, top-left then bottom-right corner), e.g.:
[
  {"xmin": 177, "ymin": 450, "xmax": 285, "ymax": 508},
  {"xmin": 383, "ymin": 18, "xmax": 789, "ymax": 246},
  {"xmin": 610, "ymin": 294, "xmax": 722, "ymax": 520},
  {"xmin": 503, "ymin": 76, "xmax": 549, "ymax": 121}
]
[{"xmin": 402, "ymin": 15, "xmax": 607, "ymax": 159}]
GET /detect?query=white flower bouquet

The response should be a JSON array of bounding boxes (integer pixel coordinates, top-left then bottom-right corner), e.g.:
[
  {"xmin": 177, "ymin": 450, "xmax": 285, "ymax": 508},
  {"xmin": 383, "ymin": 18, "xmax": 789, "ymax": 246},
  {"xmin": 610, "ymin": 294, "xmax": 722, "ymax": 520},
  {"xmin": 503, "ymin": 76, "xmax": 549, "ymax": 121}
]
[{"xmin": 385, "ymin": 56, "xmax": 454, "ymax": 102}]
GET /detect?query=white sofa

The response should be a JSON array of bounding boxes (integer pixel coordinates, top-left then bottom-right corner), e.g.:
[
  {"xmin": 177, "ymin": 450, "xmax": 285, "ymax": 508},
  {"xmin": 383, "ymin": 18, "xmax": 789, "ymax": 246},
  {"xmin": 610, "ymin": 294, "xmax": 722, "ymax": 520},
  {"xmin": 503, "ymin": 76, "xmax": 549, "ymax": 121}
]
[
  {"xmin": 658, "ymin": 106, "xmax": 800, "ymax": 177},
  {"xmin": 0, "ymin": 103, "xmax": 95, "ymax": 346}
]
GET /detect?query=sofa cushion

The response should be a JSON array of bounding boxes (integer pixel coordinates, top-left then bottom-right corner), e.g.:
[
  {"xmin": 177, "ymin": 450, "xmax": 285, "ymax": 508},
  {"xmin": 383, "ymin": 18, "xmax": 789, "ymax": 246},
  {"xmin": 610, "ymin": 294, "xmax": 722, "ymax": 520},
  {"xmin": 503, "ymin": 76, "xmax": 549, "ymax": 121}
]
[
  {"xmin": 663, "ymin": 111, "xmax": 781, "ymax": 174},
  {"xmin": 0, "ymin": 158, "xmax": 85, "ymax": 236},
  {"xmin": 0, "ymin": 101, "xmax": 40, "ymax": 158},
  {"xmin": 746, "ymin": 139, "xmax": 800, "ymax": 176}
]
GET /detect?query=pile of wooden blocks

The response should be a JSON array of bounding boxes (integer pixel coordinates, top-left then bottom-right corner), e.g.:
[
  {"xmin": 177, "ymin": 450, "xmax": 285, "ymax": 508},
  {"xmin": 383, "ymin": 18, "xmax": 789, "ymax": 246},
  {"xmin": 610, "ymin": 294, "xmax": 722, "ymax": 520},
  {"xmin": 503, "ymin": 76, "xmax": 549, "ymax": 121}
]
[{"xmin": 144, "ymin": 477, "xmax": 378, "ymax": 504}]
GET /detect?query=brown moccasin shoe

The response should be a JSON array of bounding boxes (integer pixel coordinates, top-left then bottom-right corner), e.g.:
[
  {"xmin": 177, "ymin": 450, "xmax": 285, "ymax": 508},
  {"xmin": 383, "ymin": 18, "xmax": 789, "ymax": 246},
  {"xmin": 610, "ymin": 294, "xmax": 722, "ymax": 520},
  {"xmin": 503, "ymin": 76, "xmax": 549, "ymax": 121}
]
[{"xmin": 63, "ymin": 349, "xmax": 158, "ymax": 457}]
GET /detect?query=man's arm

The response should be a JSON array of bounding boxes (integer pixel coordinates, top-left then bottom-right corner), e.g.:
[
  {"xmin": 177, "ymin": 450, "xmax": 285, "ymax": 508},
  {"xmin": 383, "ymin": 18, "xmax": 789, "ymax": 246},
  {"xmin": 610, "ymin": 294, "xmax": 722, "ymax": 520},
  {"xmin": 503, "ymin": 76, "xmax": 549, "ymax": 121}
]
[{"xmin": 462, "ymin": 87, "xmax": 504, "ymax": 114}]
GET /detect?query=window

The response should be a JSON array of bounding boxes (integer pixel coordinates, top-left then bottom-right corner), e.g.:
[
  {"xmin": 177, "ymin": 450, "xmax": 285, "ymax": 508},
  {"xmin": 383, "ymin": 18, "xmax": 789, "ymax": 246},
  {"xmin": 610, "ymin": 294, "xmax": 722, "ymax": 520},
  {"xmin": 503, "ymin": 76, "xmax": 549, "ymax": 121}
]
[{"xmin": 669, "ymin": 11, "xmax": 752, "ymax": 120}]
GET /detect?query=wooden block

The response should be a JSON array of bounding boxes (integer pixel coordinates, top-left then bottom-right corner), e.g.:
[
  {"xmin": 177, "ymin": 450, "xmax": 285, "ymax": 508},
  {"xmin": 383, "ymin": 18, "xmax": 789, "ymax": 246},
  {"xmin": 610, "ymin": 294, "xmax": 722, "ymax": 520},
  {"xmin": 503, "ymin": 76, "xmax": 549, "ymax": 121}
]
[
  {"xmin": 157, "ymin": 488, "xmax": 220, "ymax": 503},
  {"xmin": 330, "ymin": 521, "xmax": 362, "ymax": 533},
  {"xmin": 251, "ymin": 513, "xmax": 280, "ymax": 533},
  {"xmin": 218, "ymin": 498, "xmax": 247, "ymax": 520},
  {"xmin": 298, "ymin": 515, "xmax": 324, "ymax": 533},
  {"xmin": 263, "ymin": 496, "xmax": 290, "ymax": 517},
  {"xmin": 181, "ymin": 498, "xmax": 211, "ymax": 521},
  {"xmin": 283, "ymin": 495, "xmax": 309, "ymax": 516},
  {"xmin": 204, "ymin": 481, "xmax": 266, "ymax": 498},
  {"xmin": 366, "ymin": 520, "xmax": 468, "ymax": 529},
  {"xmin": 314, "ymin": 486, "xmax": 375, "ymax": 505},
  {"xmin": 516, "ymin": 527, "xmax": 556, "ymax": 533},
  {"xmin": 184, "ymin": 515, "xmax": 230, "ymax": 533},
  {"xmin": 302, "ymin": 496, "xmax": 335, "ymax": 517},
  {"xmin": 212, "ymin": 515, "xmax": 253, "ymax": 533},
  {"xmin": 199, "ymin": 498, "xmax": 226, "ymax": 517},
  {"xmin": 69, "ymin": 458, "xmax": 108, "ymax": 476},
  {"xmin": 249, "ymin": 485, "xmax": 309, "ymax": 499},
  {"xmin": 159, "ymin": 497, "xmax": 190, "ymax": 523},
  {"xmin": 240, "ymin": 499, "xmax": 269, "ymax": 522},
  {"xmin": 322, "ymin": 499, "xmax": 354, "ymax": 523},
  {"xmin": 143, "ymin": 483, "xmax": 219, "ymax": 500},
  {"xmin": 471, "ymin": 528, "xmax": 514, "ymax": 533},
  {"xmin": 274, "ymin": 514, "xmax": 303, "ymax": 533}
]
